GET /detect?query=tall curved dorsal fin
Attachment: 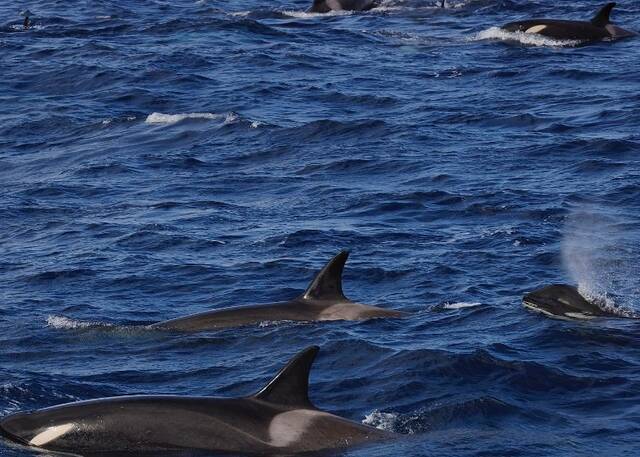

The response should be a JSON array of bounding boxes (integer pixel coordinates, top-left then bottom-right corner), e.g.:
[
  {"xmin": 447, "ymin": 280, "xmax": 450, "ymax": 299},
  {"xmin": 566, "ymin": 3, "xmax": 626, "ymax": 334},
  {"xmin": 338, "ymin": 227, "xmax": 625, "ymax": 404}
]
[
  {"xmin": 591, "ymin": 2, "xmax": 616, "ymax": 27},
  {"xmin": 301, "ymin": 251, "xmax": 350, "ymax": 302},
  {"xmin": 252, "ymin": 346, "xmax": 319, "ymax": 409}
]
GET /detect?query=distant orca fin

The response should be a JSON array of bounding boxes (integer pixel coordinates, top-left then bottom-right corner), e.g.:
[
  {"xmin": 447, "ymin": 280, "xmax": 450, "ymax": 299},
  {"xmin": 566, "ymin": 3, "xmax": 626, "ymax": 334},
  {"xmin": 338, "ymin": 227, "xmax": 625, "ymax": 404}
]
[
  {"xmin": 253, "ymin": 346, "xmax": 319, "ymax": 409},
  {"xmin": 301, "ymin": 251, "xmax": 350, "ymax": 302},
  {"xmin": 591, "ymin": 2, "xmax": 616, "ymax": 27}
]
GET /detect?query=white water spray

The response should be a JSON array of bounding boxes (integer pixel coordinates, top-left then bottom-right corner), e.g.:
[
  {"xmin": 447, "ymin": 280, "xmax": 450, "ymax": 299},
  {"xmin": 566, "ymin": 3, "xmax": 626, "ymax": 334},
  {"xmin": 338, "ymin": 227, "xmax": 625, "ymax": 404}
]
[{"xmin": 560, "ymin": 208, "xmax": 639, "ymax": 317}]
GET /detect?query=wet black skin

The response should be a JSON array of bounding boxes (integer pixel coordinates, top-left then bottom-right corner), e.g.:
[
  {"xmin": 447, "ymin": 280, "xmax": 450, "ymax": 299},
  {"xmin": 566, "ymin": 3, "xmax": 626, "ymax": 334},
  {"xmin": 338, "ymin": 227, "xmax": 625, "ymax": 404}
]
[
  {"xmin": 522, "ymin": 284, "xmax": 611, "ymax": 318},
  {"xmin": 502, "ymin": 19, "xmax": 611, "ymax": 41},
  {"xmin": 0, "ymin": 397, "xmax": 388, "ymax": 455},
  {"xmin": 150, "ymin": 251, "xmax": 406, "ymax": 331},
  {"xmin": 0, "ymin": 347, "xmax": 393, "ymax": 456},
  {"xmin": 308, "ymin": 0, "xmax": 379, "ymax": 13},
  {"xmin": 502, "ymin": 2, "xmax": 636, "ymax": 42},
  {"xmin": 152, "ymin": 297, "xmax": 405, "ymax": 331}
]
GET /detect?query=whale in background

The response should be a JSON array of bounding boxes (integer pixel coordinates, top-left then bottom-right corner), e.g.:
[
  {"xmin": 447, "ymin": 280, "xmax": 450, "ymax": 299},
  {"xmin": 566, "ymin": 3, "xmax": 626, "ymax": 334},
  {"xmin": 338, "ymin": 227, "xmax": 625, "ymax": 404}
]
[
  {"xmin": 308, "ymin": 0, "xmax": 445, "ymax": 13},
  {"xmin": 151, "ymin": 251, "xmax": 406, "ymax": 331},
  {"xmin": 308, "ymin": 0, "xmax": 379, "ymax": 13},
  {"xmin": 501, "ymin": 3, "xmax": 636, "ymax": 42},
  {"xmin": 0, "ymin": 346, "xmax": 394, "ymax": 455},
  {"xmin": 522, "ymin": 284, "xmax": 624, "ymax": 319}
]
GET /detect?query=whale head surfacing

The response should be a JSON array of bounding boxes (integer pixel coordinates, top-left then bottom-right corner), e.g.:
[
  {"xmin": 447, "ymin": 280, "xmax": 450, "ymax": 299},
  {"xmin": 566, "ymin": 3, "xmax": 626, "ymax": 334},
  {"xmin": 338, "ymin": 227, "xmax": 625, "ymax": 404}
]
[{"xmin": 522, "ymin": 284, "xmax": 612, "ymax": 319}]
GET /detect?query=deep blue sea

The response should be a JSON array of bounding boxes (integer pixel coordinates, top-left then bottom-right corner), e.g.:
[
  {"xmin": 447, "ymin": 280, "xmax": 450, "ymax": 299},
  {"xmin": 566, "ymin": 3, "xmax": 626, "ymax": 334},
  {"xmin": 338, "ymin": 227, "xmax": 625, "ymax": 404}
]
[{"xmin": 1, "ymin": 0, "xmax": 640, "ymax": 455}]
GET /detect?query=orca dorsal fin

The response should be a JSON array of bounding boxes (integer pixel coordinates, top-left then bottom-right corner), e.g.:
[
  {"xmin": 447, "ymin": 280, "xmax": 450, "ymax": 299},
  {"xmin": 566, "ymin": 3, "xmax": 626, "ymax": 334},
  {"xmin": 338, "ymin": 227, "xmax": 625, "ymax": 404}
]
[
  {"xmin": 253, "ymin": 346, "xmax": 319, "ymax": 409},
  {"xmin": 591, "ymin": 2, "xmax": 616, "ymax": 27},
  {"xmin": 301, "ymin": 251, "xmax": 350, "ymax": 302}
]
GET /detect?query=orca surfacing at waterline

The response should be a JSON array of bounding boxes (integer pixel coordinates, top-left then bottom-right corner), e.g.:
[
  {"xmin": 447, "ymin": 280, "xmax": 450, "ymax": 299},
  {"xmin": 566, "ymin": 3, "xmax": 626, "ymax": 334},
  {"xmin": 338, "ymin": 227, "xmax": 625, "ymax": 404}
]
[
  {"xmin": 0, "ymin": 346, "xmax": 394, "ymax": 456},
  {"xmin": 501, "ymin": 3, "xmax": 635, "ymax": 43},
  {"xmin": 522, "ymin": 284, "xmax": 624, "ymax": 320},
  {"xmin": 308, "ymin": 0, "xmax": 379, "ymax": 13},
  {"xmin": 151, "ymin": 251, "xmax": 406, "ymax": 331},
  {"xmin": 308, "ymin": 0, "xmax": 446, "ymax": 13}
]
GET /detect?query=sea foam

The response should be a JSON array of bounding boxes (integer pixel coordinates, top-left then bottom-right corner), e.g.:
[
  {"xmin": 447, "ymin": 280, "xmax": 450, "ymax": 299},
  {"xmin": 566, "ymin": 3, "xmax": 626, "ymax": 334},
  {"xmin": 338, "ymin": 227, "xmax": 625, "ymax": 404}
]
[
  {"xmin": 443, "ymin": 302, "xmax": 481, "ymax": 310},
  {"xmin": 46, "ymin": 315, "xmax": 112, "ymax": 330},
  {"xmin": 474, "ymin": 27, "xmax": 582, "ymax": 48},
  {"xmin": 145, "ymin": 112, "xmax": 224, "ymax": 125}
]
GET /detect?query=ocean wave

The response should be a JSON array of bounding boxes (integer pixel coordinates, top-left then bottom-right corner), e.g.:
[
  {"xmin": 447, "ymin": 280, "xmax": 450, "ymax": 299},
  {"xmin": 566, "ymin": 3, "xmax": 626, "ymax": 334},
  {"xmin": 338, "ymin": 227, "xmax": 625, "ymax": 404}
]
[
  {"xmin": 281, "ymin": 10, "xmax": 354, "ymax": 19},
  {"xmin": 578, "ymin": 288, "xmax": 639, "ymax": 319},
  {"xmin": 46, "ymin": 315, "xmax": 114, "ymax": 330},
  {"xmin": 363, "ymin": 410, "xmax": 402, "ymax": 432},
  {"xmin": 2, "ymin": 1, "xmax": 640, "ymax": 455},
  {"xmin": 144, "ymin": 112, "xmax": 262, "ymax": 129},
  {"xmin": 362, "ymin": 396, "xmax": 551, "ymax": 435},
  {"xmin": 26, "ymin": 269, "xmax": 97, "ymax": 283},
  {"xmin": 101, "ymin": 115, "xmax": 137, "ymax": 126},
  {"xmin": 144, "ymin": 112, "xmax": 224, "ymax": 125},
  {"xmin": 372, "ymin": 0, "xmax": 456, "ymax": 13},
  {"xmin": 442, "ymin": 302, "xmax": 482, "ymax": 310}
]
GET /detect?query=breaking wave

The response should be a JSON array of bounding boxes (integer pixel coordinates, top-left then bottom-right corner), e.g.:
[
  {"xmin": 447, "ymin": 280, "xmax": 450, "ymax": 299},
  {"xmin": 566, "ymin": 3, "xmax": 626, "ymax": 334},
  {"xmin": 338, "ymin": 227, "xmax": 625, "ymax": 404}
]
[{"xmin": 474, "ymin": 27, "xmax": 583, "ymax": 47}]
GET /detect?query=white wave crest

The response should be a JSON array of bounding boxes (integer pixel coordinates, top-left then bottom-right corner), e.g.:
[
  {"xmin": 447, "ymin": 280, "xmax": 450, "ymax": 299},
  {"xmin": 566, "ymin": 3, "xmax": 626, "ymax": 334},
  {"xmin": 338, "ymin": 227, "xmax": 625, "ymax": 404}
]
[
  {"xmin": 258, "ymin": 320, "xmax": 281, "ymax": 328},
  {"xmin": 373, "ymin": 0, "xmax": 461, "ymax": 12},
  {"xmin": 363, "ymin": 410, "xmax": 400, "ymax": 432},
  {"xmin": 443, "ymin": 301, "xmax": 481, "ymax": 310},
  {"xmin": 473, "ymin": 27, "xmax": 582, "ymax": 48},
  {"xmin": 258, "ymin": 319, "xmax": 301, "ymax": 328},
  {"xmin": 562, "ymin": 207, "xmax": 640, "ymax": 317},
  {"xmin": 223, "ymin": 112, "xmax": 239, "ymax": 125},
  {"xmin": 578, "ymin": 287, "xmax": 638, "ymax": 319},
  {"xmin": 144, "ymin": 112, "xmax": 260, "ymax": 127},
  {"xmin": 10, "ymin": 24, "xmax": 45, "ymax": 31},
  {"xmin": 103, "ymin": 115, "xmax": 136, "ymax": 126},
  {"xmin": 282, "ymin": 10, "xmax": 353, "ymax": 19},
  {"xmin": 145, "ymin": 112, "xmax": 224, "ymax": 125},
  {"xmin": 46, "ymin": 315, "xmax": 111, "ymax": 330},
  {"xmin": 370, "ymin": 4, "xmax": 404, "ymax": 13}
]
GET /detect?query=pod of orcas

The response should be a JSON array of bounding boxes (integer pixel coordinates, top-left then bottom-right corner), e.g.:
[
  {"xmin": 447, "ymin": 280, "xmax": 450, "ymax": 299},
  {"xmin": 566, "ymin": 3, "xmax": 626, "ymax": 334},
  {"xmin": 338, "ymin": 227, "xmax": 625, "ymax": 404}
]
[
  {"xmin": 136, "ymin": 249, "xmax": 638, "ymax": 328},
  {"xmin": 306, "ymin": 1, "xmax": 635, "ymax": 44},
  {"xmin": 0, "ymin": 346, "xmax": 392, "ymax": 455},
  {"xmin": 1, "ymin": 252, "xmax": 635, "ymax": 455},
  {"xmin": 16, "ymin": 2, "xmax": 636, "ymax": 44},
  {"xmin": 3, "ymin": 2, "xmax": 637, "ymax": 456}
]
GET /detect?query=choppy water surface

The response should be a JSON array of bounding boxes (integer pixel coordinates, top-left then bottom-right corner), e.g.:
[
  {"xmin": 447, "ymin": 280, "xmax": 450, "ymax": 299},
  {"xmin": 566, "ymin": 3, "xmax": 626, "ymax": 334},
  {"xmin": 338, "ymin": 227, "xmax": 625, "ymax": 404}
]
[{"xmin": 1, "ymin": 0, "xmax": 640, "ymax": 455}]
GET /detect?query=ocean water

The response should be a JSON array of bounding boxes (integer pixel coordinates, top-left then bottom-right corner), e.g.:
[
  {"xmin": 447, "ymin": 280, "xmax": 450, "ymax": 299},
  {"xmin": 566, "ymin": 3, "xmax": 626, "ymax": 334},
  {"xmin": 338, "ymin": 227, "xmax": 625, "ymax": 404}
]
[{"xmin": 1, "ymin": 0, "xmax": 640, "ymax": 455}]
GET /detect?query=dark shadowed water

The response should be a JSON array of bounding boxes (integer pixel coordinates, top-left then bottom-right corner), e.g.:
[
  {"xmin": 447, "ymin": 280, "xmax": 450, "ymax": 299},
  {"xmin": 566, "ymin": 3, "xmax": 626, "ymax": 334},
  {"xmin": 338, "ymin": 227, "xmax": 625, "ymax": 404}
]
[{"xmin": 1, "ymin": 0, "xmax": 640, "ymax": 456}]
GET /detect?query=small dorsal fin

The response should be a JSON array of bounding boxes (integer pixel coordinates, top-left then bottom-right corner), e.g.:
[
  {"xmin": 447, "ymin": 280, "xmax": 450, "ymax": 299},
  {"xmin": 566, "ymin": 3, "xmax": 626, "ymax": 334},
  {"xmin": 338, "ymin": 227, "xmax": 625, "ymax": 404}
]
[
  {"xmin": 591, "ymin": 2, "xmax": 616, "ymax": 27},
  {"xmin": 253, "ymin": 346, "xmax": 319, "ymax": 409},
  {"xmin": 301, "ymin": 251, "xmax": 350, "ymax": 302}
]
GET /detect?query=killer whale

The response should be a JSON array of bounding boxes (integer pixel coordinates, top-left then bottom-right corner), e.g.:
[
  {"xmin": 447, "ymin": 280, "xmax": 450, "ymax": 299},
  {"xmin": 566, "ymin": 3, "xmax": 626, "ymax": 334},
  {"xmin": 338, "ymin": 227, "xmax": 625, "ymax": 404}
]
[
  {"xmin": 150, "ymin": 251, "xmax": 405, "ymax": 331},
  {"xmin": 308, "ymin": 0, "xmax": 445, "ymax": 13},
  {"xmin": 0, "ymin": 346, "xmax": 394, "ymax": 455},
  {"xmin": 308, "ymin": 0, "xmax": 379, "ymax": 13},
  {"xmin": 523, "ymin": 284, "xmax": 620, "ymax": 320},
  {"xmin": 502, "ymin": 3, "xmax": 635, "ymax": 42}
]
